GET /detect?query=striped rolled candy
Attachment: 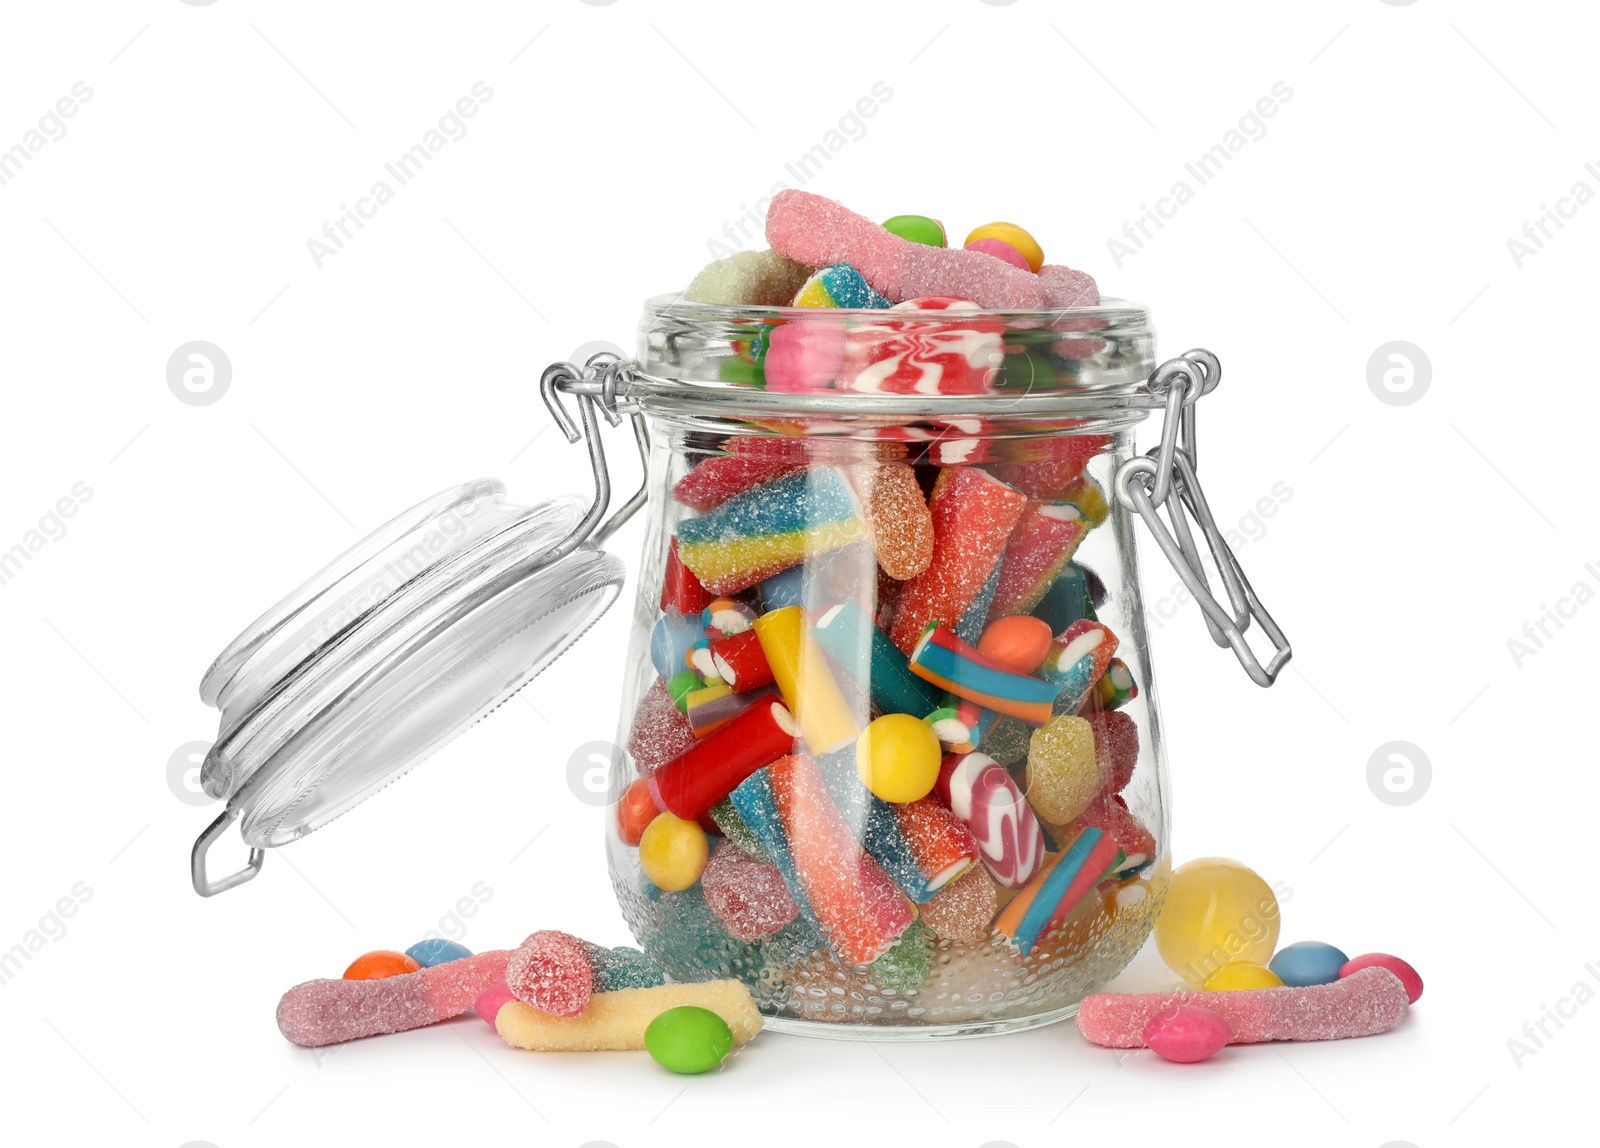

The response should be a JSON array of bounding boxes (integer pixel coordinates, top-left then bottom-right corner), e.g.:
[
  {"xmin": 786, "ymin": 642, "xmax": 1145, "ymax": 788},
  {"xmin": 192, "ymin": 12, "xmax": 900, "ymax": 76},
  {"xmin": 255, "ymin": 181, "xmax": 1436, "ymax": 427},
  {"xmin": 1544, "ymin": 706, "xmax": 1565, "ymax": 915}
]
[
  {"xmin": 686, "ymin": 683, "xmax": 779, "ymax": 738},
  {"xmin": 991, "ymin": 827, "xmax": 1125, "ymax": 955},
  {"xmin": 702, "ymin": 597, "xmax": 759, "ymax": 638},
  {"xmin": 909, "ymin": 623, "xmax": 1059, "ymax": 725},
  {"xmin": 709, "ymin": 629, "xmax": 774, "ymax": 692},
  {"xmin": 1038, "ymin": 620, "xmax": 1119, "ymax": 715},
  {"xmin": 1087, "ymin": 657, "xmax": 1138, "ymax": 712},
  {"xmin": 935, "ymin": 751, "xmax": 1046, "ymax": 890},
  {"xmin": 923, "ymin": 697, "xmax": 999, "ymax": 755},
  {"xmin": 753, "ymin": 605, "xmax": 863, "ymax": 755}
]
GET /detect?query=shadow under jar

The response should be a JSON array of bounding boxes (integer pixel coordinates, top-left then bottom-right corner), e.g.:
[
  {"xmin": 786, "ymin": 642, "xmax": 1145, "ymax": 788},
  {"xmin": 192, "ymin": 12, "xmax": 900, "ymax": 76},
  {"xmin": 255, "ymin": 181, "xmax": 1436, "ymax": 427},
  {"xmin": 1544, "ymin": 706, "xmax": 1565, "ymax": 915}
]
[{"xmin": 603, "ymin": 295, "xmax": 1274, "ymax": 1039}]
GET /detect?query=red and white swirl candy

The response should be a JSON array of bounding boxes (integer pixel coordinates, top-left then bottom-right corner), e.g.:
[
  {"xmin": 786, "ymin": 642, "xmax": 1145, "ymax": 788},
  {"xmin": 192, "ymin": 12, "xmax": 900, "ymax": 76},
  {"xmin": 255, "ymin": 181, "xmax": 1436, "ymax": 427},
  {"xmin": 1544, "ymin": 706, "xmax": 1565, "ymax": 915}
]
[
  {"xmin": 935, "ymin": 751, "xmax": 1046, "ymax": 889},
  {"xmin": 838, "ymin": 297, "xmax": 1005, "ymax": 396}
]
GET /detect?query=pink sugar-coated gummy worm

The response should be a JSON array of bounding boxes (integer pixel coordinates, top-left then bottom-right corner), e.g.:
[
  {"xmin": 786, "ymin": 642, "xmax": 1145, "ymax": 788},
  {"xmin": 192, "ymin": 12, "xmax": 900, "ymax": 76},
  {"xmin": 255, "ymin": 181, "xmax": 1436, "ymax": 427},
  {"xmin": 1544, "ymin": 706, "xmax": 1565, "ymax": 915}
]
[
  {"xmin": 1038, "ymin": 265, "xmax": 1100, "ymax": 308},
  {"xmin": 276, "ymin": 950, "xmax": 512, "ymax": 1047},
  {"xmin": 1075, "ymin": 966, "xmax": 1413, "ymax": 1049},
  {"xmin": 765, "ymin": 190, "xmax": 1047, "ymax": 309}
]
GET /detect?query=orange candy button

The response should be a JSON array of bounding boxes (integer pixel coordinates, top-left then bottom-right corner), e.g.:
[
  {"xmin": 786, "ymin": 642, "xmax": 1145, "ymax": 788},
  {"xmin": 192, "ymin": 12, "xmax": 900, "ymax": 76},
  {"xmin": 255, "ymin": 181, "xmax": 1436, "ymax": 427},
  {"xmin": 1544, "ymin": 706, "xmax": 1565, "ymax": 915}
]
[
  {"xmin": 976, "ymin": 615, "xmax": 1054, "ymax": 674},
  {"xmin": 343, "ymin": 950, "xmax": 422, "ymax": 980}
]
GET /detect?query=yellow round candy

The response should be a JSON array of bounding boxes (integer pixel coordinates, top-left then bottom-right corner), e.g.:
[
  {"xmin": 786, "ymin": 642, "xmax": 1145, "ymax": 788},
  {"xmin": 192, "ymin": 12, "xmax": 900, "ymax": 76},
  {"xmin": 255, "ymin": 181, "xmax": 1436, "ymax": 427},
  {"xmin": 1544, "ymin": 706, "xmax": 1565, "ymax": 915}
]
[
  {"xmin": 1154, "ymin": 857, "xmax": 1281, "ymax": 987},
  {"xmin": 855, "ymin": 713, "xmax": 942, "ymax": 803},
  {"xmin": 964, "ymin": 222, "xmax": 1044, "ymax": 272},
  {"xmin": 638, "ymin": 812, "xmax": 709, "ymax": 892},
  {"xmin": 1201, "ymin": 960, "xmax": 1284, "ymax": 992}
]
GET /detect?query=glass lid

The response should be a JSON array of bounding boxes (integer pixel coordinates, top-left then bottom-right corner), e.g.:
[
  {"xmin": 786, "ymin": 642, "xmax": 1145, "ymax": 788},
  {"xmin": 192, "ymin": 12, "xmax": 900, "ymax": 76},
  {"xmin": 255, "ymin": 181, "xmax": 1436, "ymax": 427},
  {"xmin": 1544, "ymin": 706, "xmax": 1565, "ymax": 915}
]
[{"xmin": 191, "ymin": 477, "xmax": 625, "ymax": 894}]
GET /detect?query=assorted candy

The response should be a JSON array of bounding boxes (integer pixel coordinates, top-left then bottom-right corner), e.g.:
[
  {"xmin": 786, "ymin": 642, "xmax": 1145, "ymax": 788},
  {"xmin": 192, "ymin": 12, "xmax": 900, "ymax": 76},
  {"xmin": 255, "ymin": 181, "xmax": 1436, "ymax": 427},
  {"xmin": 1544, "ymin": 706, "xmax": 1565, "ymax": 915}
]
[
  {"xmin": 610, "ymin": 193, "xmax": 1400, "ymax": 1042},
  {"xmin": 1077, "ymin": 966, "xmax": 1413, "ymax": 1050},
  {"xmin": 281, "ymin": 928, "xmax": 757, "ymax": 1071}
]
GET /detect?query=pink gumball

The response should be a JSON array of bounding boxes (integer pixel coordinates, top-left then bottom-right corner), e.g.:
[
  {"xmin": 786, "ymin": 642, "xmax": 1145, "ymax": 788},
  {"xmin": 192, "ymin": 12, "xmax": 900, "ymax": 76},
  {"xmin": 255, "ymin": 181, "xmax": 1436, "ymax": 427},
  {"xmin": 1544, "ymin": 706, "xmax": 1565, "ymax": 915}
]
[
  {"xmin": 473, "ymin": 982, "xmax": 515, "ymax": 1027},
  {"xmin": 964, "ymin": 237, "xmax": 1030, "ymax": 271},
  {"xmin": 1339, "ymin": 953, "xmax": 1423, "ymax": 1003},
  {"xmin": 765, "ymin": 319, "xmax": 846, "ymax": 392},
  {"xmin": 1143, "ymin": 1004, "xmax": 1232, "ymax": 1063}
]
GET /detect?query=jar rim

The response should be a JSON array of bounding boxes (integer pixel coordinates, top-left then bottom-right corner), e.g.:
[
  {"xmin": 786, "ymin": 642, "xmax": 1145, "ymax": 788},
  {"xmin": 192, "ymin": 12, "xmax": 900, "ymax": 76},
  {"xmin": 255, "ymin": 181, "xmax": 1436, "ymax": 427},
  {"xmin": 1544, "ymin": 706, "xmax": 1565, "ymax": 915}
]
[{"xmin": 632, "ymin": 293, "xmax": 1160, "ymax": 421}]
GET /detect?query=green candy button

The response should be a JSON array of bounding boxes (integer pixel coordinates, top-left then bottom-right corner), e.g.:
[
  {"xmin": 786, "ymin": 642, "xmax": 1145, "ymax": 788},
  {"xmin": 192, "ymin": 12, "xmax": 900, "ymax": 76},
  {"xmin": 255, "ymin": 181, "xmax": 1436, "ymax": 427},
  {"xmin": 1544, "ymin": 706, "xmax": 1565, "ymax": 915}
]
[
  {"xmin": 881, "ymin": 214, "xmax": 946, "ymax": 248},
  {"xmin": 644, "ymin": 1005, "xmax": 734, "ymax": 1074}
]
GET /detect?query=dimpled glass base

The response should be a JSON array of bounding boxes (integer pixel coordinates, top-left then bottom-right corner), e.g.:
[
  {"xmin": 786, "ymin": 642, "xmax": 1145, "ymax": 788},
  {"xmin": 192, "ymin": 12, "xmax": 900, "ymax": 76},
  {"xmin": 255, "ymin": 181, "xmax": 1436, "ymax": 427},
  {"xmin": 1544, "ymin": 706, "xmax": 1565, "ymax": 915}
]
[{"xmin": 612, "ymin": 860, "xmax": 1168, "ymax": 1040}]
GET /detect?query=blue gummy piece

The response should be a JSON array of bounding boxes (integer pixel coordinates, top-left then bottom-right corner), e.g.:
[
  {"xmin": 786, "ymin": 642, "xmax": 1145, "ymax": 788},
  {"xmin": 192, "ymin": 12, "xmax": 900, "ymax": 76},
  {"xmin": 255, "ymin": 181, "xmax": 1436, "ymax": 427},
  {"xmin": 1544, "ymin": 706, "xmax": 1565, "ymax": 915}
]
[
  {"xmin": 592, "ymin": 944, "xmax": 668, "ymax": 991},
  {"xmin": 813, "ymin": 263, "xmax": 891, "ymax": 309}
]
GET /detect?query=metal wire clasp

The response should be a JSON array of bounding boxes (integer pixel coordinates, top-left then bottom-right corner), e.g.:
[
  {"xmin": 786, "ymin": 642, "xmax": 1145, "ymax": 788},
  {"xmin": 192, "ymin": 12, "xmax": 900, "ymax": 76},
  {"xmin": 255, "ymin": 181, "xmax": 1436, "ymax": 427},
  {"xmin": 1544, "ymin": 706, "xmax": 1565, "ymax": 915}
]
[
  {"xmin": 1114, "ymin": 350, "xmax": 1291, "ymax": 687},
  {"xmin": 540, "ymin": 353, "xmax": 649, "ymax": 551}
]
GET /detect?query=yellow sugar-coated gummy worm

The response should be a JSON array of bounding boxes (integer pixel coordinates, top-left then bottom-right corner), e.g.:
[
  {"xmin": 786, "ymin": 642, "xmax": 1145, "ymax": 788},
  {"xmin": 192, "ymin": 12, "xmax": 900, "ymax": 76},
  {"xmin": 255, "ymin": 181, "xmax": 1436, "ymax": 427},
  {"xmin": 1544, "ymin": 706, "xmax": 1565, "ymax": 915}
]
[
  {"xmin": 495, "ymin": 980, "xmax": 763, "ymax": 1052},
  {"xmin": 752, "ymin": 605, "xmax": 863, "ymax": 755}
]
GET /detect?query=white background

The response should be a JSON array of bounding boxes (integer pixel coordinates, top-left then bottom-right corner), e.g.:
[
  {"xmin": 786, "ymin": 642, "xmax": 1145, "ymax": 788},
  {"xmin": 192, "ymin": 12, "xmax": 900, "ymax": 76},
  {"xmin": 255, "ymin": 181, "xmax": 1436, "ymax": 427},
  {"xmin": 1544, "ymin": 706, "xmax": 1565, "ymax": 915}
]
[{"xmin": 0, "ymin": 1, "xmax": 1594, "ymax": 1145}]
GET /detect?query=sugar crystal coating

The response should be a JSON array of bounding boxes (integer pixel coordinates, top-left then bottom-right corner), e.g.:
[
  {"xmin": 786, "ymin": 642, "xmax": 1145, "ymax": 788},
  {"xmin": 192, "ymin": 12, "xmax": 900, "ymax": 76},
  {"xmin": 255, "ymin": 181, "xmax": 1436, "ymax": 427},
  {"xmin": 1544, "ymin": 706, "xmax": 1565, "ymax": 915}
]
[
  {"xmin": 1026, "ymin": 715, "xmax": 1105, "ymax": 823},
  {"xmin": 505, "ymin": 930, "xmax": 593, "ymax": 1018},
  {"xmin": 919, "ymin": 866, "xmax": 999, "ymax": 943},
  {"xmin": 1077, "ymin": 966, "xmax": 1412, "ymax": 1048},
  {"xmin": 586, "ymin": 943, "xmax": 668, "ymax": 992},
  {"xmin": 1086, "ymin": 709, "xmax": 1139, "ymax": 793},
  {"xmin": 684, "ymin": 249, "xmax": 812, "ymax": 306},
  {"xmin": 765, "ymin": 190, "xmax": 1047, "ymax": 308},
  {"xmin": 277, "ymin": 950, "xmax": 512, "ymax": 1047},
  {"xmin": 628, "ymin": 678, "xmax": 698, "ymax": 772},
  {"xmin": 852, "ymin": 461, "xmax": 934, "ymax": 580},
  {"xmin": 702, "ymin": 839, "xmax": 801, "ymax": 942},
  {"xmin": 497, "ymin": 981, "xmax": 763, "ymax": 1052}
]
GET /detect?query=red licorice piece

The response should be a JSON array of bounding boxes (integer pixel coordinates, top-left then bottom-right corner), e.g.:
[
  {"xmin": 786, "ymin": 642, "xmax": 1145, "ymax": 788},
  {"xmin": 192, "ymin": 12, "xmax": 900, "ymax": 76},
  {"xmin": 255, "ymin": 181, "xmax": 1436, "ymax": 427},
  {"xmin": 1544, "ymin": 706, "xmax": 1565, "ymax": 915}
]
[{"xmin": 647, "ymin": 699, "xmax": 800, "ymax": 821}]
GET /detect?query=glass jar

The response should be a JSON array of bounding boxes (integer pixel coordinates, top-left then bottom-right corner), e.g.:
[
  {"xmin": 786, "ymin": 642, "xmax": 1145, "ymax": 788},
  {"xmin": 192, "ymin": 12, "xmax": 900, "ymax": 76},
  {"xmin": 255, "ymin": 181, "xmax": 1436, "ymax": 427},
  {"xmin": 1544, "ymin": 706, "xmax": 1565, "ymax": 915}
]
[{"xmin": 189, "ymin": 294, "xmax": 1289, "ymax": 1042}]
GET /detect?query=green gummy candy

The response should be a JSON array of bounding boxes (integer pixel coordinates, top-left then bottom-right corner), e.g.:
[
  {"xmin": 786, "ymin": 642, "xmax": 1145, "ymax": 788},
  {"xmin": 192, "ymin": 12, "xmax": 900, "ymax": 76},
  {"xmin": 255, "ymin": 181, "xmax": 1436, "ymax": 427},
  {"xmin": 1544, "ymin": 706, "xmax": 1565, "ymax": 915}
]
[
  {"xmin": 683, "ymin": 249, "xmax": 812, "ymax": 306},
  {"xmin": 709, "ymin": 798, "xmax": 772, "ymax": 863},
  {"xmin": 881, "ymin": 214, "xmax": 946, "ymax": 248},
  {"xmin": 644, "ymin": 1005, "xmax": 735, "ymax": 1074},
  {"xmin": 868, "ymin": 921, "xmax": 930, "ymax": 994}
]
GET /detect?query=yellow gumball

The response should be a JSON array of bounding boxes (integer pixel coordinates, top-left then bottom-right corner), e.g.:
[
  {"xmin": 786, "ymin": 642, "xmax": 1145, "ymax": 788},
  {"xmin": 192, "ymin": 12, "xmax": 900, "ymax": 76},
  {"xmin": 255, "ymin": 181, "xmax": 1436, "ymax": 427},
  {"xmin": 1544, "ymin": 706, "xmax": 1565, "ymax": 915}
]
[
  {"xmin": 1201, "ymin": 960, "xmax": 1284, "ymax": 992},
  {"xmin": 964, "ymin": 222, "xmax": 1045, "ymax": 272},
  {"xmin": 638, "ymin": 812, "xmax": 709, "ymax": 892},
  {"xmin": 1154, "ymin": 857, "xmax": 1281, "ymax": 987},
  {"xmin": 855, "ymin": 713, "xmax": 941, "ymax": 803}
]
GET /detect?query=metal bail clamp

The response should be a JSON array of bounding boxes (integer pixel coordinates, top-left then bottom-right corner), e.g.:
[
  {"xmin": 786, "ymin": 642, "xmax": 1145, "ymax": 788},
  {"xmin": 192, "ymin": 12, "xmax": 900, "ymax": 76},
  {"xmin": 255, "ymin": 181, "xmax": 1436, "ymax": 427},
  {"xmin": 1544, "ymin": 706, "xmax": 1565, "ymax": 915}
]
[{"xmin": 1115, "ymin": 350, "xmax": 1292, "ymax": 687}]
